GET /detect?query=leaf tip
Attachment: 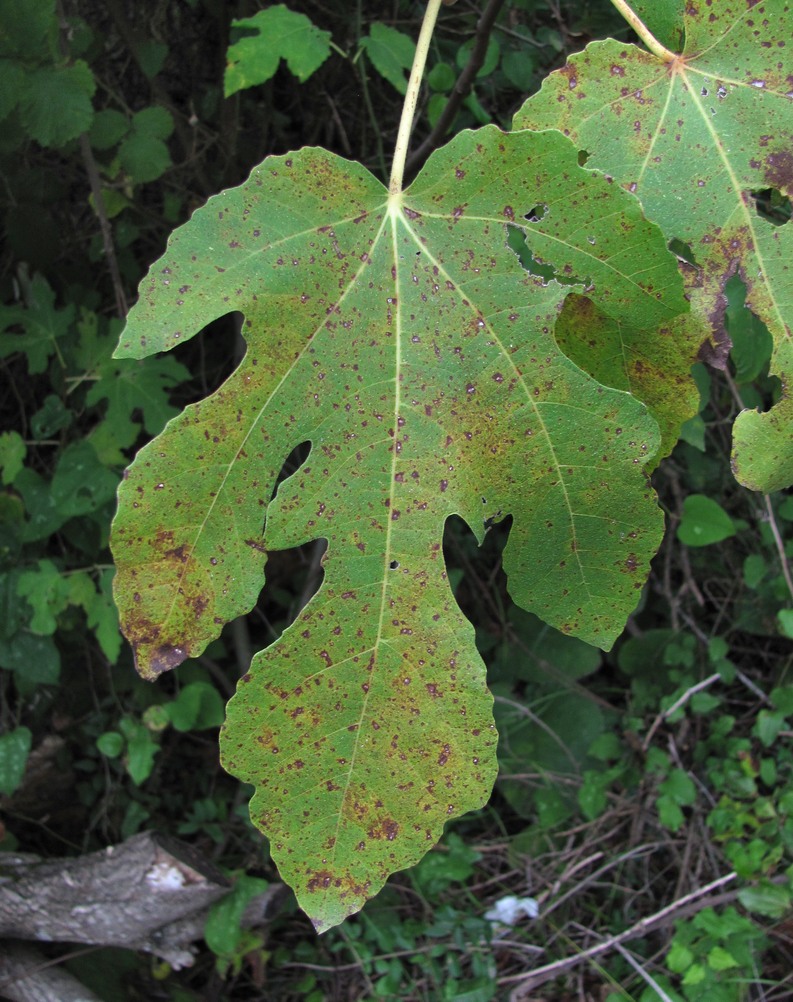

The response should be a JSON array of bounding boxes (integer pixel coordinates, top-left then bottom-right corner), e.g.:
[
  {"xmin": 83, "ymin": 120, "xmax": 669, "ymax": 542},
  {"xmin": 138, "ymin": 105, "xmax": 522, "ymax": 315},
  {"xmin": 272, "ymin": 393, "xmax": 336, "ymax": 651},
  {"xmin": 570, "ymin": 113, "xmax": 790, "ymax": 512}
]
[{"xmin": 134, "ymin": 641, "xmax": 190, "ymax": 681}]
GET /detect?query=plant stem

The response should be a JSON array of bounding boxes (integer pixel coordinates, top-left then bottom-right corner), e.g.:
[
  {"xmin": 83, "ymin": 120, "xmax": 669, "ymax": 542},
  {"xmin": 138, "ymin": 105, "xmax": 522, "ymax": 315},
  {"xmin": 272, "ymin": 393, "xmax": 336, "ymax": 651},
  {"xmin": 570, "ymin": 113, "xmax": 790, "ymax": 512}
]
[
  {"xmin": 609, "ymin": 0, "xmax": 677, "ymax": 62},
  {"xmin": 389, "ymin": 0, "xmax": 443, "ymax": 196},
  {"xmin": 406, "ymin": 0, "xmax": 506, "ymax": 176}
]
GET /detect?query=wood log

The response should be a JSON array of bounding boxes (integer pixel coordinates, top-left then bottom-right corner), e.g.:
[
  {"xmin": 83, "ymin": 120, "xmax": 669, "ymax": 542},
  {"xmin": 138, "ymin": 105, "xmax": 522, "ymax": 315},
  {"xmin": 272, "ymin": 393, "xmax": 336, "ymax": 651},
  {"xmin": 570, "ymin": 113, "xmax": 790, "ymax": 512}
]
[
  {"xmin": 0, "ymin": 942, "xmax": 102, "ymax": 1002},
  {"xmin": 0, "ymin": 832, "xmax": 231, "ymax": 969}
]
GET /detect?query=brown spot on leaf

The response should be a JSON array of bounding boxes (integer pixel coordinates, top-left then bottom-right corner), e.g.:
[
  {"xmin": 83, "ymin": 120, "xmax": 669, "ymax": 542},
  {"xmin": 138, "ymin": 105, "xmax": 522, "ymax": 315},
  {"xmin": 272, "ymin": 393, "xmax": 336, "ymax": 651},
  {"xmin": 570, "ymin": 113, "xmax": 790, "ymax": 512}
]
[{"xmin": 764, "ymin": 150, "xmax": 793, "ymax": 189}]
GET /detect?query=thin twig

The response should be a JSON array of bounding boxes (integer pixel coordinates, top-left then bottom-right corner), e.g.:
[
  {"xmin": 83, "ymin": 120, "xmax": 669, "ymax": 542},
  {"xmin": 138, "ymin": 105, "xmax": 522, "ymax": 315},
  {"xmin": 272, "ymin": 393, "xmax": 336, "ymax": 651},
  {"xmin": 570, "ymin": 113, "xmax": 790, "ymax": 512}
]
[
  {"xmin": 642, "ymin": 672, "xmax": 721, "ymax": 752},
  {"xmin": 503, "ymin": 870, "xmax": 737, "ymax": 997},
  {"xmin": 79, "ymin": 135, "xmax": 129, "ymax": 319},
  {"xmin": 764, "ymin": 494, "xmax": 793, "ymax": 601},
  {"xmin": 614, "ymin": 942, "xmax": 678, "ymax": 1002},
  {"xmin": 405, "ymin": 0, "xmax": 506, "ymax": 177}
]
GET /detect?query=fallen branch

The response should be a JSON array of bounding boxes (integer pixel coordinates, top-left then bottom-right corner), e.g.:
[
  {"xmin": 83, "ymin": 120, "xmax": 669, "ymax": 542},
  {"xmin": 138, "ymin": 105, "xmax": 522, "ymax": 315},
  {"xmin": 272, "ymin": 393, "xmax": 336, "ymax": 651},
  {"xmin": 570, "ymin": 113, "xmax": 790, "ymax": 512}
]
[
  {"xmin": 504, "ymin": 870, "xmax": 737, "ymax": 999},
  {"xmin": 0, "ymin": 831, "xmax": 282, "ymax": 969},
  {"xmin": 0, "ymin": 943, "xmax": 103, "ymax": 1002}
]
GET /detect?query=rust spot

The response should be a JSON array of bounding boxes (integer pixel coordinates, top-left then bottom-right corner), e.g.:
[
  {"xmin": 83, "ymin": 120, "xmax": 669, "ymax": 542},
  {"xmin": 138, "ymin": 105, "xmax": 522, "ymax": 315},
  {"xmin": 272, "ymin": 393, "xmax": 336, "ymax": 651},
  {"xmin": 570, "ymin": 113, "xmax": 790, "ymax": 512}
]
[
  {"xmin": 764, "ymin": 150, "xmax": 793, "ymax": 189},
  {"xmin": 368, "ymin": 817, "xmax": 400, "ymax": 841}
]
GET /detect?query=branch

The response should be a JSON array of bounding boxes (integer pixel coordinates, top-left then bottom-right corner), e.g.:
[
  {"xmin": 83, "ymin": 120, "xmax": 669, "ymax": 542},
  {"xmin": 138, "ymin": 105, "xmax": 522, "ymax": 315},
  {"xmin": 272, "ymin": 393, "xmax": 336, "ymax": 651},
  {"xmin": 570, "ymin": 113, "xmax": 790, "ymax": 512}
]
[
  {"xmin": 0, "ymin": 943, "xmax": 103, "ymax": 1002},
  {"xmin": 504, "ymin": 871, "xmax": 737, "ymax": 999},
  {"xmin": 405, "ymin": 0, "xmax": 506, "ymax": 178},
  {"xmin": 0, "ymin": 832, "xmax": 235, "ymax": 969}
]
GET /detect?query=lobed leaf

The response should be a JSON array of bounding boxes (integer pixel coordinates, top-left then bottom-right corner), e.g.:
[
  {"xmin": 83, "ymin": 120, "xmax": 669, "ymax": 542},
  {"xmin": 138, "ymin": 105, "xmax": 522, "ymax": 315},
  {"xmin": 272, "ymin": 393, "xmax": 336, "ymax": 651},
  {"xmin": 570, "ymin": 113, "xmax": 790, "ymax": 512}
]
[
  {"xmin": 515, "ymin": 0, "xmax": 793, "ymax": 490},
  {"xmin": 111, "ymin": 126, "xmax": 684, "ymax": 928}
]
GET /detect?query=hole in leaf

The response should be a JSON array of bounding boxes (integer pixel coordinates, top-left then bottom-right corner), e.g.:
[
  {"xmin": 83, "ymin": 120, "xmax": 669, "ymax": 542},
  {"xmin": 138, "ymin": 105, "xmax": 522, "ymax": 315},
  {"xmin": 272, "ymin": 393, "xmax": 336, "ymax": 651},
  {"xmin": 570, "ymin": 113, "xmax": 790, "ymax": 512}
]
[
  {"xmin": 506, "ymin": 226, "xmax": 583, "ymax": 286},
  {"xmin": 170, "ymin": 311, "xmax": 245, "ymax": 408},
  {"xmin": 724, "ymin": 275, "xmax": 775, "ymax": 388},
  {"xmin": 667, "ymin": 237, "xmax": 699, "ymax": 267},
  {"xmin": 248, "ymin": 536, "xmax": 328, "ymax": 650},
  {"xmin": 442, "ymin": 511, "xmax": 512, "ymax": 627},
  {"xmin": 524, "ymin": 203, "xmax": 548, "ymax": 223},
  {"xmin": 577, "ymin": 149, "xmax": 591, "ymax": 167},
  {"xmin": 751, "ymin": 187, "xmax": 792, "ymax": 227},
  {"xmin": 241, "ymin": 442, "xmax": 326, "ymax": 653},
  {"xmin": 271, "ymin": 440, "xmax": 312, "ymax": 500},
  {"xmin": 389, "ymin": 560, "xmax": 399, "ymax": 570}
]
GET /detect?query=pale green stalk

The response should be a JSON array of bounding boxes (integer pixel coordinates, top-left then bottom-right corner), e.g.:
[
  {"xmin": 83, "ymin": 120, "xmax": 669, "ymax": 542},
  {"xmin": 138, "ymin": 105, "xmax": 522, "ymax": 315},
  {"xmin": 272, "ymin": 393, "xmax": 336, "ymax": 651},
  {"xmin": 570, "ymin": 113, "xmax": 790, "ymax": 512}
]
[
  {"xmin": 609, "ymin": 0, "xmax": 677, "ymax": 62},
  {"xmin": 389, "ymin": 0, "xmax": 443, "ymax": 196}
]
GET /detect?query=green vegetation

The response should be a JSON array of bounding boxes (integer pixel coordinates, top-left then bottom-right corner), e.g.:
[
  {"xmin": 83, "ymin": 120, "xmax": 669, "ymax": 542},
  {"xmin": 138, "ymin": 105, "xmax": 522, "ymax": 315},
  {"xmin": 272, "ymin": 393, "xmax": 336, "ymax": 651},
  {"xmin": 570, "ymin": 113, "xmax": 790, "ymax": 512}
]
[{"xmin": 1, "ymin": 0, "xmax": 791, "ymax": 998}]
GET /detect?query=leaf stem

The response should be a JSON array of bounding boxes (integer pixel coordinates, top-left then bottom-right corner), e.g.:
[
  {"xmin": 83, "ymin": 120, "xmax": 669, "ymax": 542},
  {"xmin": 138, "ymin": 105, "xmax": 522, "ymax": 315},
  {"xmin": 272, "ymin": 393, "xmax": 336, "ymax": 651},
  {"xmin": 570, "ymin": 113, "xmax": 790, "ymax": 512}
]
[
  {"xmin": 389, "ymin": 0, "xmax": 443, "ymax": 196},
  {"xmin": 608, "ymin": 0, "xmax": 677, "ymax": 63},
  {"xmin": 406, "ymin": 0, "xmax": 506, "ymax": 176}
]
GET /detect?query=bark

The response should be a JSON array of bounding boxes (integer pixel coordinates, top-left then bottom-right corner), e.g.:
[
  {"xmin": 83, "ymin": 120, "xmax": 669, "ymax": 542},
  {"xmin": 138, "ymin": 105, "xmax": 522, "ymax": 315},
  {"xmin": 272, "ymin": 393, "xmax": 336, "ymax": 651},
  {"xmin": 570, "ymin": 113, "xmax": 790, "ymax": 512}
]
[
  {"xmin": 0, "ymin": 831, "xmax": 274, "ymax": 968},
  {"xmin": 0, "ymin": 943, "xmax": 102, "ymax": 1002}
]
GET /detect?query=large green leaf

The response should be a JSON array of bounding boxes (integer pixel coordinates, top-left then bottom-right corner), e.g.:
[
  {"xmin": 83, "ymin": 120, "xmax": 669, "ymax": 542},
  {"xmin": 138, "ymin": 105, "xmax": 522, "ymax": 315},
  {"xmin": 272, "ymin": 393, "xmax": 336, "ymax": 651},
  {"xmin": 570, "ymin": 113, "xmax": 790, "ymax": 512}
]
[
  {"xmin": 514, "ymin": 0, "xmax": 793, "ymax": 491},
  {"xmin": 111, "ymin": 127, "xmax": 684, "ymax": 929}
]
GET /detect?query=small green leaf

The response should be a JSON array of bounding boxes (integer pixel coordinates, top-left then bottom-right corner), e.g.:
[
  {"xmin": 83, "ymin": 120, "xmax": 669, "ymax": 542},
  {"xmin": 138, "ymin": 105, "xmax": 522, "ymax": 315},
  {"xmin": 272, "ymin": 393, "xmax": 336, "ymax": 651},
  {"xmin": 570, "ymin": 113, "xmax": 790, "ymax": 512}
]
[
  {"xmin": 578, "ymin": 770, "xmax": 609, "ymax": 820},
  {"xmin": 137, "ymin": 40, "xmax": 168, "ymax": 79},
  {"xmin": 50, "ymin": 441, "xmax": 119, "ymax": 520},
  {"xmin": 426, "ymin": 61, "xmax": 456, "ymax": 92},
  {"xmin": 361, "ymin": 23, "xmax": 416, "ymax": 95},
  {"xmin": 119, "ymin": 717, "xmax": 159, "ymax": 785},
  {"xmin": 660, "ymin": 768, "xmax": 696, "ymax": 806},
  {"xmin": 0, "ymin": 272, "xmax": 74, "ymax": 374},
  {"xmin": 677, "ymin": 494, "xmax": 736, "ymax": 547},
  {"xmin": 0, "ymin": 0, "xmax": 57, "ymax": 60},
  {"xmin": 224, "ymin": 5, "xmax": 331, "ymax": 97},
  {"xmin": 657, "ymin": 797, "xmax": 685, "ymax": 832},
  {"xmin": 667, "ymin": 940, "xmax": 694, "ymax": 974},
  {"xmin": 738, "ymin": 880, "xmax": 792, "ymax": 918},
  {"xmin": 770, "ymin": 685, "xmax": 793, "ymax": 715},
  {"xmin": 97, "ymin": 731, "xmax": 124, "ymax": 757},
  {"xmin": 89, "ymin": 109, "xmax": 128, "ymax": 150},
  {"xmin": 204, "ymin": 873, "xmax": 268, "ymax": 960},
  {"xmin": 31, "ymin": 394, "xmax": 72, "ymax": 439},
  {"xmin": 778, "ymin": 609, "xmax": 793, "ymax": 640},
  {"xmin": 0, "ymin": 630, "xmax": 61, "ymax": 688},
  {"xmin": 166, "ymin": 681, "xmax": 225, "ymax": 732},
  {"xmin": 119, "ymin": 108, "xmax": 174, "ymax": 184},
  {"xmin": 84, "ymin": 569, "xmax": 122, "ymax": 664},
  {"xmin": 502, "ymin": 48, "xmax": 536, "ymax": 91},
  {"xmin": 456, "ymin": 36, "xmax": 500, "ymax": 78},
  {"xmin": 754, "ymin": 709, "xmax": 785, "ymax": 748},
  {"xmin": 726, "ymin": 275, "xmax": 774, "ymax": 384},
  {"xmin": 707, "ymin": 946, "xmax": 738, "ymax": 971},
  {"xmin": 0, "ymin": 431, "xmax": 25, "ymax": 485},
  {"xmin": 0, "ymin": 59, "xmax": 25, "ymax": 120},
  {"xmin": 681, "ymin": 963, "xmax": 706, "ymax": 986},
  {"xmin": 743, "ymin": 553, "xmax": 767, "ymax": 589},
  {"xmin": 0, "ymin": 726, "xmax": 32, "ymax": 796},
  {"xmin": 19, "ymin": 60, "xmax": 95, "ymax": 147},
  {"xmin": 412, "ymin": 833, "xmax": 479, "ymax": 896}
]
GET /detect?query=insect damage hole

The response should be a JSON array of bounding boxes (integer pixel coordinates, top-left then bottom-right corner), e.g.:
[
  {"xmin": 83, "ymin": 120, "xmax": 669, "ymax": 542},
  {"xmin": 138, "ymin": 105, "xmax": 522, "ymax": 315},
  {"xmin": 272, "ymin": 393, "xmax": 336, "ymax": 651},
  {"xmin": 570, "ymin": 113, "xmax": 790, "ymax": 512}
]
[
  {"xmin": 243, "ymin": 441, "xmax": 328, "ymax": 657},
  {"xmin": 751, "ymin": 187, "xmax": 792, "ymax": 227},
  {"xmin": 524, "ymin": 203, "xmax": 548, "ymax": 223},
  {"xmin": 441, "ymin": 512, "xmax": 513, "ymax": 623}
]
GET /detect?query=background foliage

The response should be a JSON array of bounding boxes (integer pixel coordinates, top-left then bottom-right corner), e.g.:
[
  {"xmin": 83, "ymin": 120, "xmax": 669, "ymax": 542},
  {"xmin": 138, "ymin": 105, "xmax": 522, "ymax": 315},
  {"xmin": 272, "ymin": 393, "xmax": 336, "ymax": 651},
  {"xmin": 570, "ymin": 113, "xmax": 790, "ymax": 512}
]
[{"xmin": 1, "ymin": 0, "xmax": 791, "ymax": 999}]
